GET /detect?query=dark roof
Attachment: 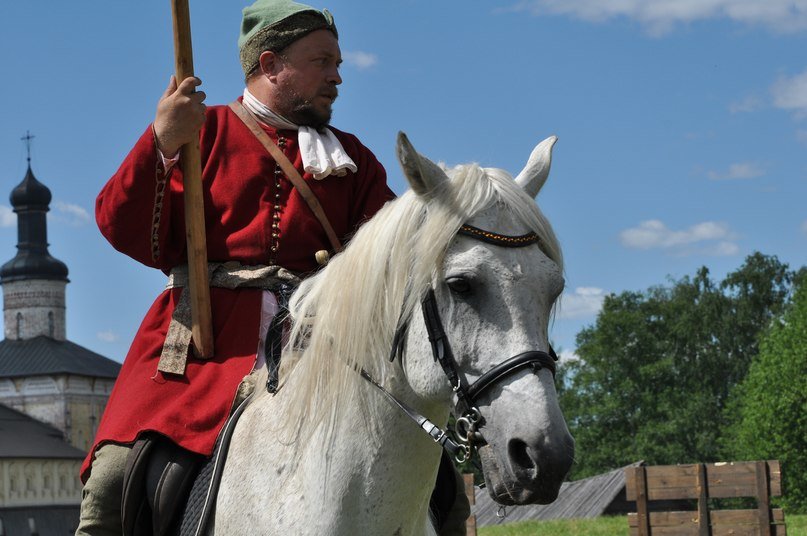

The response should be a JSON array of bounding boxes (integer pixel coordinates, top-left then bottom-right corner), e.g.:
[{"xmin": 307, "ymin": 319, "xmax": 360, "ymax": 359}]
[
  {"xmin": 9, "ymin": 165, "xmax": 51, "ymax": 208},
  {"xmin": 1, "ymin": 164, "xmax": 68, "ymax": 283},
  {"xmin": 0, "ymin": 250, "xmax": 69, "ymax": 283},
  {"xmin": 474, "ymin": 462, "xmax": 642, "ymax": 527},
  {"xmin": 0, "ymin": 336, "xmax": 120, "ymax": 379},
  {"xmin": 0, "ymin": 404, "xmax": 85, "ymax": 458},
  {"xmin": 0, "ymin": 505, "xmax": 80, "ymax": 535}
]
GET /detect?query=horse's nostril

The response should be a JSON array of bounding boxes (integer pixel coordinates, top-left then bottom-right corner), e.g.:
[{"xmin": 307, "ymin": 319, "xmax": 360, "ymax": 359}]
[{"xmin": 508, "ymin": 438, "xmax": 536, "ymax": 473}]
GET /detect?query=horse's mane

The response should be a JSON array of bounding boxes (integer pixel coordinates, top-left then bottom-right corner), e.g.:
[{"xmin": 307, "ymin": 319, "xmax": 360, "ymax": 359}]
[{"xmin": 269, "ymin": 161, "xmax": 562, "ymax": 449}]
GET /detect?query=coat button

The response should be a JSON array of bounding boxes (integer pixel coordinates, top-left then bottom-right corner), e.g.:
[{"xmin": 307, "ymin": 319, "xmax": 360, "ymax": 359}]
[{"xmin": 315, "ymin": 250, "xmax": 330, "ymax": 266}]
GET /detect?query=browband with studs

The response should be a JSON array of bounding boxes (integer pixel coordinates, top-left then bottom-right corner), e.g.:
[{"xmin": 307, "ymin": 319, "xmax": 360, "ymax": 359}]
[{"xmin": 458, "ymin": 224, "xmax": 541, "ymax": 248}]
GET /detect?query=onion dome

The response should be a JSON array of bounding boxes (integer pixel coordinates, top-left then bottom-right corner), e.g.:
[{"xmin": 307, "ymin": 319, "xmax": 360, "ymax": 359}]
[
  {"xmin": 0, "ymin": 163, "xmax": 69, "ymax": 283},
  {"xmin": 10, "ymin": 164, "xmax": 52, "ymax": 208}
]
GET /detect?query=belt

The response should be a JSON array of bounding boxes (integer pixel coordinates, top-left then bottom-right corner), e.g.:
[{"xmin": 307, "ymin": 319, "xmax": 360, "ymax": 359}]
[{"xmin": 158, "ymin": 261, "xmax": 301, "ymax": 376}]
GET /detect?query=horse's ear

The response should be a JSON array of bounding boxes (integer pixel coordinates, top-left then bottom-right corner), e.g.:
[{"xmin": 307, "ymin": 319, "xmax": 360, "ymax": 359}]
[
  {"xmin": 514, "ymin": 136, "xmax": 557, "ymax": 198},
  {"xmin": 397, "ymin": 132, "xmax": 448, "ymax": 197}
]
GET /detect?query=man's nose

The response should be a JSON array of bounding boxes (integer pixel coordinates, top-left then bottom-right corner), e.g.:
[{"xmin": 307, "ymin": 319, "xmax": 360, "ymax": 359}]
[{"xmin": 327, "ymin": 66, "xmax": 342, "ymax": 85}]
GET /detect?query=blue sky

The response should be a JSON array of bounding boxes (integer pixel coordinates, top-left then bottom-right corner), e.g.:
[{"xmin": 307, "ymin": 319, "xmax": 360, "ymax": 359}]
[{"xmin": 1, "ymin": 1, "xmax": 805, "ymax": 363}]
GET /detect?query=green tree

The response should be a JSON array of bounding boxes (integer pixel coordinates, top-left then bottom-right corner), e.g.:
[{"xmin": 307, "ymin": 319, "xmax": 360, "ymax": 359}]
[
  {"xmin": 722, "ymin": 278, "xmax": 807, "ymax": 512},
  {"xmin": 718, "ymin": 252, "xmax": 793, "ymax": 386},
  {"xmin": 559, "ymin": 253, "xmax": 796, "ymax": 479}
]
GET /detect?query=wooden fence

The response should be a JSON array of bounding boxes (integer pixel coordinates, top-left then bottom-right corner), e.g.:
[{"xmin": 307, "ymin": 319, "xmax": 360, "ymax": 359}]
[
  {"xmin": 465, "ymin": 473, "xmax": 477, "ymax": 536},
  {"xmin": 625, "ymin": 460, "xmax": 786, "ymax": 535}
]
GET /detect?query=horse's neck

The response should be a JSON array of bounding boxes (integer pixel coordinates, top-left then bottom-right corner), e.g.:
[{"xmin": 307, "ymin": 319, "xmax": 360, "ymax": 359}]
[
  {"xmin": 300, "ymin": 371, "xmax": 445, "ymax": 533},
  {"xmin": 219, "ymin": 363, "xmax": 446, "ymax": 535}
]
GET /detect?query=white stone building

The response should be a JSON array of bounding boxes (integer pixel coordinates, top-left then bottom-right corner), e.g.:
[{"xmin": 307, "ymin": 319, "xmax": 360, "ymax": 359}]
[{"xmin": 0, "ymin": 156, "xmax": 121, "ymax": 534}]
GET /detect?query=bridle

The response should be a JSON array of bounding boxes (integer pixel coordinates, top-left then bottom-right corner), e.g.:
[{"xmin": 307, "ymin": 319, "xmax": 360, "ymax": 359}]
[{"xmin": 361, "ymin": 223, "xmax": 559, "ymax": 463}]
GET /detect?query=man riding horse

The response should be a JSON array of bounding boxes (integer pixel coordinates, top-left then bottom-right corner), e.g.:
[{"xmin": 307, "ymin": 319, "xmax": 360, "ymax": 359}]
[{"xmin": 77, "ymin": 1, "xmax": 468, "ymax": 534}]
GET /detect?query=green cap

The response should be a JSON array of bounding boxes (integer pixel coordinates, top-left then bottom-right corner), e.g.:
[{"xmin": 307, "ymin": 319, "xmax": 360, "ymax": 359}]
[{"xmin": 239, "ymin": 0, "xmax": 337, "ymax": 77}]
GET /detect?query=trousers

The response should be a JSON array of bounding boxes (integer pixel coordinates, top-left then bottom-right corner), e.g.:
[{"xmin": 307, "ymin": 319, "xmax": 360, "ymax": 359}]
[{"xmin": 75, "ymin": 443, "xmax": 131, "ymax": 536}]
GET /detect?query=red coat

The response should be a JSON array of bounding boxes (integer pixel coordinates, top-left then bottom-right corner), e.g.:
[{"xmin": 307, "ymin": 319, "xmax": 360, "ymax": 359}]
[{"xmin": 83, "ymin": 102, "xmax": 393, "ymax": 480}]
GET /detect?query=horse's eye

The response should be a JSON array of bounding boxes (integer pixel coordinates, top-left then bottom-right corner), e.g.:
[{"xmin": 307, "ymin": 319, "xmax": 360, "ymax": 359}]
[{"xmin": 446, "ymin": 276, "xmax": 472, "ymax": 295}]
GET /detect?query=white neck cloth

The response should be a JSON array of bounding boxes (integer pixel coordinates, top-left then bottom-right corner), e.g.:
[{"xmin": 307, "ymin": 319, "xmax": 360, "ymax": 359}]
[{"xmin": 242, "ymin": 89, "xmax": 357, "ymax": 180}]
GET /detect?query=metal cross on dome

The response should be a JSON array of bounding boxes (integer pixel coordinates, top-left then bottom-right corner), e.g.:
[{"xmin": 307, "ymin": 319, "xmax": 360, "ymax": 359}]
[{"xmin": 21, "ymin": 131, "xmax": 35, "ymax": 163}]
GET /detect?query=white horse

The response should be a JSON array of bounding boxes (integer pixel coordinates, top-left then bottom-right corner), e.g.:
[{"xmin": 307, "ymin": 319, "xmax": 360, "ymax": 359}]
[{"xmin": 213, "ymin": 133, "xmax": 575, "ymax": 535}]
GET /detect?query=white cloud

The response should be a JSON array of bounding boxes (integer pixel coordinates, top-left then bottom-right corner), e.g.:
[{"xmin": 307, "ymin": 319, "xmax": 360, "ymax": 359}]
[
  {"xmin": 557, "ymin": 349, "xmax": 581, "ymax": 364},
  {"xmin": 342, "ymin": 50, "xmax": 378, "ymax": 70},
  {"xmin": 97, "ymin": 330, "xmax": 120, "ymax": 343},
  {"xmin": 504, "ymin": 0, "xmax": 807, "ymax": 35},
  {"xmin": 558, "ymin": 286, "xmax": 607, "ymax": 319},
  {"xmin": 2, "ymin": 202, "xmax": 91, "ymax": 228},
  {"xmin": 707, "ymin": 241, "xmax": 741, "ymax": 256},
  {"xmin": 729, "ymin": 95, "xmax": 762, "ymax": 114},
  {"xmin": 771, "ymin": 69, "xmax": 807, "ymax": 119},
  {"xmin": 0, "ymin": 205, "xmax": 15, "ymax": 228},
  {"xmin": 707, "ymin": 162, "xmax": 765, "ymax": 180},
  {"xmin": 620, "ymin": 220, "xmax": 739, "ymax": 256},
  {"xmin": 802, "ymin": 220, "xmax": 807, "ymax": 236},
  {"xmin": 52, "ymin": 201, "xmax": 92, "ymax": 226},
  {"xmin": 797, "ymin": 129, "xmax": 807, "ymax": 145}
]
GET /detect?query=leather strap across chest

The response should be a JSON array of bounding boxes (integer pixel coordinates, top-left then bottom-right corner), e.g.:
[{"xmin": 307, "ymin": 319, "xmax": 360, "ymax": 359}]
[{"xmin": 228, "ymin": 101, "xmax": 343, "ymax": 254}]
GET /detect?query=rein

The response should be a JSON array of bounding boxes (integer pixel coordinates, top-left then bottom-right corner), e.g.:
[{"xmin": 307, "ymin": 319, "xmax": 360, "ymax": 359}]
[{"xmin": 361, "ymin": 224, "xmax": 558, "ymax": 463}]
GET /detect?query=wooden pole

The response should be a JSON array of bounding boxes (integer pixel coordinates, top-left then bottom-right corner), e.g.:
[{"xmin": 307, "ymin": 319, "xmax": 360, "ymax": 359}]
[
  {"xmin": 696, "ymin": 463, "xmax": 710, "ymax": 536},
  {"xmin": 756, "ymin": 461, "xmax": 773, "ymax": 536},
  {"xmin": 464, "ymin": 473, "xmax": 477, "ymax": 536},
  {"xmin": 170, "ymin": 0, "xmax": 214, "ymax": 358},
  {"xmin": 633, "ymin": 466, "xmax": 651, "ymax": 536}
]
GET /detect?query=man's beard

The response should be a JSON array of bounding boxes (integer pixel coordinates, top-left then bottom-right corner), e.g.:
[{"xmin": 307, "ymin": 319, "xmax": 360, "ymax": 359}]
[
  {"xmin": 282, "ymin": 86, "xmax": 337, "ymax": 129},
  {"xmin": 289, "ymin": 100, "xmax": 332, "ymax": 129}
]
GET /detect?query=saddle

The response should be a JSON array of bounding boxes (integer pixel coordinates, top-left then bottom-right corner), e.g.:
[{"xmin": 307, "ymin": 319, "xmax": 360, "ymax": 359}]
[
  {"xmin": 122, "ymin": 398, "xmax": 250, "ymax": 536},
  {"xmin": 122, "ymin": 433, "xmax": 202, "ymax": 536}
]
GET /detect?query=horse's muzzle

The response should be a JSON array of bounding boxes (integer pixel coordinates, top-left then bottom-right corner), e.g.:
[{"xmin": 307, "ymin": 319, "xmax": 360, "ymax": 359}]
[{"xmin": 478, "ymin": 433, "xmax": 574, "ymax": 505}]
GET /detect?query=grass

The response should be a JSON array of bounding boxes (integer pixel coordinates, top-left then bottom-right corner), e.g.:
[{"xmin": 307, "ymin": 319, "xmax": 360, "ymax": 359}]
[
  {"xmin": 478, "ymin": 516, "xmax": 628, "ymax": 535},
  {"xmin": 790, "ymin": 514, "xmax": 807, "ymax": 534},
  {"xmin": 477, "ymin": 514, "xmax": 807, "ymax": 535}
]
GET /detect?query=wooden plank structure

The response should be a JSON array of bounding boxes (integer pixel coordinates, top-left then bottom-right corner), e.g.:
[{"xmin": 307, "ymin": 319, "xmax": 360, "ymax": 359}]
[
  {"xmin": 625, "ymin": 460, "xmax": 787, "ymax": 535},
  {"xmin": 464, "ymin": 474, "xmax": 477, "ymax": 536}
]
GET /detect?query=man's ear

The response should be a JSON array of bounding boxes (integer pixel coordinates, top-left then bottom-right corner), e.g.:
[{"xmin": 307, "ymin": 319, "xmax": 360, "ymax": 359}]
[{"xmin": 259, "ymin": 50, "xmax": 282, "ymax": 80}]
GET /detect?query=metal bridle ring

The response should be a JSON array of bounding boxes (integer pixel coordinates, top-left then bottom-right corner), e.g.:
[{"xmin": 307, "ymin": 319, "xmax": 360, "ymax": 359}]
[
  {"xmin": 454, "ymin": 444, "xmax": 470, "ymax": 464},
  {"xmin": 457, "ymin": 408, "xmax": 482, "ymax": 441},
  {"xmin": 455, "ymin": 416, "xmax": 475, "ymax": 443}
]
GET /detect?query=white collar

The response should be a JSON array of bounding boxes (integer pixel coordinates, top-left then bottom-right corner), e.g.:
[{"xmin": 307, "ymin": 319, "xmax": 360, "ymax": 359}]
[{"xmin": 242, "ymin": 89, "xmax": 357, "ymax": 180}]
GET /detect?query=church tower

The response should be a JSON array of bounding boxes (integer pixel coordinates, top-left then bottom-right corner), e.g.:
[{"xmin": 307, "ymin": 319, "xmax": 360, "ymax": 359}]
[
  {"xmin": 0, "ymin": 153, "xmax": 69, "ymax": 340},
  {"xmin": 0, "ymin": 137, "xmax": 120, "ymax": 453},
  {"xmin": 0, "ymin": 136, "xmax": 122, "ymax": 528}
]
